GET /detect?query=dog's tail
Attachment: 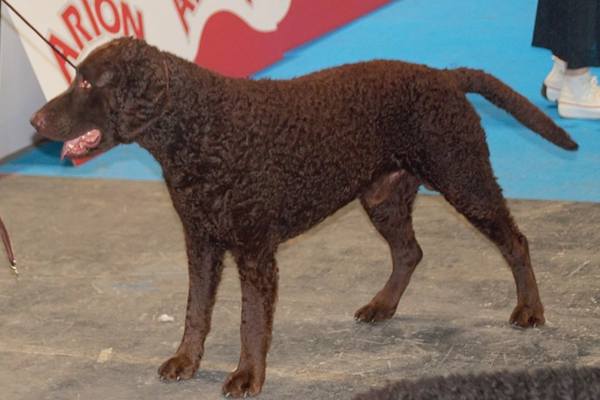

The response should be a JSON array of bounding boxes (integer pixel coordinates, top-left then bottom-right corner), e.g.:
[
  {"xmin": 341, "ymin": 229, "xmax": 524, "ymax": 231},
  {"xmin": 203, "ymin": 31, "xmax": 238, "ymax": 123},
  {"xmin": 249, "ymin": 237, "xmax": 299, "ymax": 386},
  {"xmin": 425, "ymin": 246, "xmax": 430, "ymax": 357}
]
[{"xmin": 447, "ymin": 68, "xmax": 578, "ymax": 151}]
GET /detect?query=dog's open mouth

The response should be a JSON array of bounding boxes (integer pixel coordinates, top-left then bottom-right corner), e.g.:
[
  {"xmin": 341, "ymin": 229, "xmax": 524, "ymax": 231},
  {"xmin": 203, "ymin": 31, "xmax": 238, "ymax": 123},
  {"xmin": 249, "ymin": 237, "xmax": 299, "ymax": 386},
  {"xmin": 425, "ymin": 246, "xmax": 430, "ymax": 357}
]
[{"xmin": 61, "ymin": 129, "xmax": 102, "ymax": 160}]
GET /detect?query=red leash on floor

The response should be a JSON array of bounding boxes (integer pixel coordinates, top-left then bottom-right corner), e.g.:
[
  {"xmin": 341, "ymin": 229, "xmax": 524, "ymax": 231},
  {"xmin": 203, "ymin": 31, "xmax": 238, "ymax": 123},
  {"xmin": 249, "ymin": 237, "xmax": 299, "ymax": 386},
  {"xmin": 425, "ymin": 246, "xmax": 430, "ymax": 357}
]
[{"xmin": 0, "ymin": 216, "xmax": 16, "ymax": 273}]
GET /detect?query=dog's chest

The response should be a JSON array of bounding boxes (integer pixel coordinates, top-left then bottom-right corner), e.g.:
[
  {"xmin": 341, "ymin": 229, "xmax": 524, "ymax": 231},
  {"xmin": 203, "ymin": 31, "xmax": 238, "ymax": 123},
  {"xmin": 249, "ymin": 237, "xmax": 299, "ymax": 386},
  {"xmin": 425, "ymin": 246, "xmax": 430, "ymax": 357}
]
[{"xmin": 166, "ymin": 173, "xmax": 276, "ymax": 245}]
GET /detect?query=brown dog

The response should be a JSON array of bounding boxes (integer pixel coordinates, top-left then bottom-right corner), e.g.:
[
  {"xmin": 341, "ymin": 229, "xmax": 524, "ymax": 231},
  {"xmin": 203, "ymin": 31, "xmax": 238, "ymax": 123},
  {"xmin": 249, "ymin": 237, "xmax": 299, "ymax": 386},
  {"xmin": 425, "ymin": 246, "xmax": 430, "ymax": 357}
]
[{"xmin": 31, "ymin": 38, "xmax": 577, "ymax": 397}]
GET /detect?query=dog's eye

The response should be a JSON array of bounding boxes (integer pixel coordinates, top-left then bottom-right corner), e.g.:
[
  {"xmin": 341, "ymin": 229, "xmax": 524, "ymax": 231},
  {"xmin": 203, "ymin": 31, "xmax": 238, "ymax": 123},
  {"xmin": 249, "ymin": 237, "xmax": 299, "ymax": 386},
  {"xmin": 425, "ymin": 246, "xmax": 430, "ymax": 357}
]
[{"xmin": 78, "ymin": 80, "xmax": 92, "ymax": 90}]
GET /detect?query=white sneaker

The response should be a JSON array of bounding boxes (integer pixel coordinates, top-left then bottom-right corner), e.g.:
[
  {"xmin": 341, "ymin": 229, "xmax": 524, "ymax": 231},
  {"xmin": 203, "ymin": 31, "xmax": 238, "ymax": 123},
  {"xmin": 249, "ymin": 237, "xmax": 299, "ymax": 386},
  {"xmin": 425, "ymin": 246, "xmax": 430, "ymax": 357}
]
[
  {"xmin": 558, "ymin": 72, "xmax": 600, "ymax": 119},
  {"xmin": 542, "ymin": 56, "xmax": 566, "ymax": 103}
]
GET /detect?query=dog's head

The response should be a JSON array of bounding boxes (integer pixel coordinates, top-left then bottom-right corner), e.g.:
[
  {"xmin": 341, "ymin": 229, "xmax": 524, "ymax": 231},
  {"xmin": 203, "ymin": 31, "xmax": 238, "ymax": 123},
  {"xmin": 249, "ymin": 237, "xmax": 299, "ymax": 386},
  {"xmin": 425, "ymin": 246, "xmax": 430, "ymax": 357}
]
[{"xmin": 30, "ymin": 38, "xmax": 169, "ymax": 160}]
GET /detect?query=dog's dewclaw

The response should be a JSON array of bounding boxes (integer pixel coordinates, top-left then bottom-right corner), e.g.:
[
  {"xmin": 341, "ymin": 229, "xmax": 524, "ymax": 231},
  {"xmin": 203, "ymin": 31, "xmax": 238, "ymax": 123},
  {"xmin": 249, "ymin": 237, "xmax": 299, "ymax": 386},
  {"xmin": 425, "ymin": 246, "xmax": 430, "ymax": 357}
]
[{"xmin": 0, "ymin": 216, "xmax": 17, "ymax": 270}]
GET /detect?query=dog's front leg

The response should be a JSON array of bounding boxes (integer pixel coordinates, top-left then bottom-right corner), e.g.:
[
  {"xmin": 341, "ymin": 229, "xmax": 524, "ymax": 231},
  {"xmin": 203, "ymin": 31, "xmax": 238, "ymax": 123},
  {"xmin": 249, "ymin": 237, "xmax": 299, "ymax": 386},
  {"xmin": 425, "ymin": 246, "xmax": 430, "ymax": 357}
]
[
  {"xmin": 223, "ymin": 249, "xmax": 278, "ymax": 397},
  {"xmin": 158, "ymin": 231, "xmax": 225, "ymax": 381}
]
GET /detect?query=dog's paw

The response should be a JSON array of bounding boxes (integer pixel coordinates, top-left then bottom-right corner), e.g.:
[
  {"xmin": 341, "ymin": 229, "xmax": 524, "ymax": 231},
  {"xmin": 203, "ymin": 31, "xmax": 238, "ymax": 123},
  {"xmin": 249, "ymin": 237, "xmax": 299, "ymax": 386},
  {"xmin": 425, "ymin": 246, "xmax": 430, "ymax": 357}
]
[
  {"xmin": 510, "ymin": 304, "xmax": 545, "ymax": 328},
  {"xmin": 158, "ymin": 354, "xmax": 199, "ymax": 381},
  {"xmin": 222, "ymin": 369, "xmax": 263, "ymax": 398},
  {"xmin": 354, "ymin": 302, "xmax": 396, "ymax": 323}
]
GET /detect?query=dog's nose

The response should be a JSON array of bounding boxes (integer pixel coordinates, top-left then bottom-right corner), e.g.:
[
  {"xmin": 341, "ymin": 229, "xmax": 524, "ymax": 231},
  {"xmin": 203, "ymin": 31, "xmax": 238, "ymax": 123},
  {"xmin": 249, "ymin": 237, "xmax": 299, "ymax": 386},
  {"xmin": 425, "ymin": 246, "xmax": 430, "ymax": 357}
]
[{"xmin": 30, "ymin": 111, "xmax": 46, "ymax": 131}]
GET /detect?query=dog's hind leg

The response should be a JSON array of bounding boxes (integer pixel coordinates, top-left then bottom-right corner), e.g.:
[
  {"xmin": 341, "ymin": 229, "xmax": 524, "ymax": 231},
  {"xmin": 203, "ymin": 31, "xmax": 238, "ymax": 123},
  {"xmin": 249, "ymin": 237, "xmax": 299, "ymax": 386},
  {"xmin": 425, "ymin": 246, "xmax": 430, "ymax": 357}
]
[
  {"xmin": 413, "ymin": 120, "xmax": 545, "ymax": 328},
  {"xmin": 158, "ymin": 231, "xmax": 225, "ymax": 381},
  {"xmin": 223, "ymin": 247, "xmax": 278, "ymax": 397},
  {"xmin": 458, "ymin": 198, "xmax": 545, "ymax": 328},
  {"xmin": 355, "ymin": 170, "xmax": 423, "ymax": 323}
]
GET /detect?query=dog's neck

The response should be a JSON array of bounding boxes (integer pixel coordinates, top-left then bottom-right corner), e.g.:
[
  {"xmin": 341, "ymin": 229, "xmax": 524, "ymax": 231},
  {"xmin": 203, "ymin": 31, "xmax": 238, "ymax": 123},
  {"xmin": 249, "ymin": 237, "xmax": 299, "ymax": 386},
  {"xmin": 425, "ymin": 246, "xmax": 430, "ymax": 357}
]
[{"xmin": 135, "ymin": 56, "xmax": 230, "ymax": 176}]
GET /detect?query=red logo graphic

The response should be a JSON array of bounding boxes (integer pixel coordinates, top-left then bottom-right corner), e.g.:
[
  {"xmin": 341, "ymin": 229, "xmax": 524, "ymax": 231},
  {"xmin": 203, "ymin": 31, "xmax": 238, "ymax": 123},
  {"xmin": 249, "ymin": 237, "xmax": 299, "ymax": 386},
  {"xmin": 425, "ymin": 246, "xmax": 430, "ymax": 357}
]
[{"xmin": 195, "ymin": 0, "xmax": 390, "ymax": 77}]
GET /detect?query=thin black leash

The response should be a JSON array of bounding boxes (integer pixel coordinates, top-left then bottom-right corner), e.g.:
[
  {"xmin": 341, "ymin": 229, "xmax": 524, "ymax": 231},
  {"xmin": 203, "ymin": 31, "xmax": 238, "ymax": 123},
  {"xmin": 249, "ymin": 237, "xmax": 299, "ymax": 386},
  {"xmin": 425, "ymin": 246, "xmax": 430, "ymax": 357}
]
[{"xmin": 1, "ymin": 0, "xmax": 77, "ymax": 71}]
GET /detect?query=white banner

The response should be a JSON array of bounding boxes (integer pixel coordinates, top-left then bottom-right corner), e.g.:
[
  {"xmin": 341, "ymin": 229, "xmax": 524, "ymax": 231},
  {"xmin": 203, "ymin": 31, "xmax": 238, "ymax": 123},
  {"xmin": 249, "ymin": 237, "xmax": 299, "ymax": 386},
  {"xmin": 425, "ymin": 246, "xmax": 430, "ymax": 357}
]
[{"xmin": 4, "ymin": 0, "xmax": 291, "ymax": 99}]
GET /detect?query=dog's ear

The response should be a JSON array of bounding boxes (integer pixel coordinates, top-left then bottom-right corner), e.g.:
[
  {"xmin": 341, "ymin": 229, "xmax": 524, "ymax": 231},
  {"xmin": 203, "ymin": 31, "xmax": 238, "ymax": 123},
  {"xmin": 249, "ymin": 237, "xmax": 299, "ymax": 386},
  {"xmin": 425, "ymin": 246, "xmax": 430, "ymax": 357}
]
[{"xmin": 111, "ymin": 50, "xmax": 170, "ymax": 143}]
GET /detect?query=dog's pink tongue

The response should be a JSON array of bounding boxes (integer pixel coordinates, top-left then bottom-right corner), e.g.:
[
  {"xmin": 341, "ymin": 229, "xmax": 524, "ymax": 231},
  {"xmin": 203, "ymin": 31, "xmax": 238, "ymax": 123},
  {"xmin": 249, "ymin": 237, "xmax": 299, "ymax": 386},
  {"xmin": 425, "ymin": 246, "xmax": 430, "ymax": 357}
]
[{"xmin": 61, "ymin": 130, "xmax": 101, "ymax": 160}]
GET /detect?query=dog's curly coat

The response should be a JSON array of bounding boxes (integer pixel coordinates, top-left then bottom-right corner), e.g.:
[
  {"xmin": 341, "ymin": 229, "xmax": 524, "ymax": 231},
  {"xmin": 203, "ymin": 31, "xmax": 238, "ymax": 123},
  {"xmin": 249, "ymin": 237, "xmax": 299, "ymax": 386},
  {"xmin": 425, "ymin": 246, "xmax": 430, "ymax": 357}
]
[
  {"xmin": 353, "ymin": 367, "xmax": 600, "ymax": 400},
  {"xmin": 31, "ymin": 38, "xmax": 578, "ymax": 397}
]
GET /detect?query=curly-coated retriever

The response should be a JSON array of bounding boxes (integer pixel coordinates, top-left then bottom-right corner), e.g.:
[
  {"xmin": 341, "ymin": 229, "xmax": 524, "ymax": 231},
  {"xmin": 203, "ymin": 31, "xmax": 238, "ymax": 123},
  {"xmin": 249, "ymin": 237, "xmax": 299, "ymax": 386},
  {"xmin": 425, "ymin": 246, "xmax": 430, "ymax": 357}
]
[
  {"xmin": 353, "ymin": 366, "xmax": 600, "ymax": 400},
  {"xmin": 31, "ymin": 38, "xmax": 578, "ymax": 397}
]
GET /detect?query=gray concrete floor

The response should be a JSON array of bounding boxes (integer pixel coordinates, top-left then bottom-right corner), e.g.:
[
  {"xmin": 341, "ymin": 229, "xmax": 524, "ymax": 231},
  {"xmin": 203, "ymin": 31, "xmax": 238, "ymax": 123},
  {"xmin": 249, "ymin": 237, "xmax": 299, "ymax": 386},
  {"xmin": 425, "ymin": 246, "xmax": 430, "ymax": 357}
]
[{"xmin": 0, "ymin": 175, "xmax": 599, "ymax": 400}]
